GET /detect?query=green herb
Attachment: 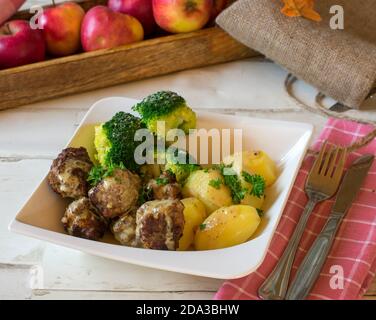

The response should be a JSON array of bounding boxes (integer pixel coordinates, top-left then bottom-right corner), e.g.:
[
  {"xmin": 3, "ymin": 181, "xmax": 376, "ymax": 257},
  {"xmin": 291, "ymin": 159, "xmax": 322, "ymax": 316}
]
[
  {"xmin": 242, "ymin": 171, "xmax": 266, "ymax": 198},
  {"xmin": 218, "ymin": 164, "xmax": 247, "ymax": 204},
  {"xmin": 87, "ymin": 162, "xmax": 126, "ymax": 186},
  {"xmin": 203, "ymin": 168, "xmax": 209, "ymax": 173},
  {"xmin": 87, "ymin": 165, "xmax": 106, "ymax": 186},
  {"xmin": 156, "ymin": 177, "xmax": 169, "ymax": 186},
  {"xmin": 138, "ymin": 186, "xmax": 153, "ymax": 205},
  {"xmin": 256, "ymin": 208, "xmax": 264, "ymax": 217},
  {"xmin": 199, "ymin": 223, "xmax": 206, "ymax": 230},
  {"xmin": 209, "ymin": 178, "xmax": 222, "ymax": 189}
]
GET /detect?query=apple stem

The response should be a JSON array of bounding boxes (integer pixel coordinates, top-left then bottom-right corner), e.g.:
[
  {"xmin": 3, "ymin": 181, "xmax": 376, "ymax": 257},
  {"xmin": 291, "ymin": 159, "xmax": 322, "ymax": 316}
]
[
  {"xmin": 5, "ymin": 24, "xmax": 11, "ymax": 35},
  {"xmin": 51, "ymin": 0, "xmax": 56, "ymax": 6}
]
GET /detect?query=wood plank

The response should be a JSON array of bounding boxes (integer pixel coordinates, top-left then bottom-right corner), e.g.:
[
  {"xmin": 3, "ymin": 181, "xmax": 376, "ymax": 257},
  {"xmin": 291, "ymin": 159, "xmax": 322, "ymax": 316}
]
[
  {"xmin": 31, "ymin": 289, "xmax": 215, "ymax": 300},
  {"xmin": 0, "ymin": 25, "xmax": 258, "ymax": 110},
  {"xmin": 30, "ymin": 288, "xmax": 376, "ymax": 300},
  {"xmin": 0, "ymin": 160, "xmax": 49, "ymax": 263},
  {"xmin": 2, "ymin": 59, "xmax": 297, "ymax": 112},
  {"xmin": 0, "ymin": 108, "xmax": 83, "ymax": 159},
  {"xmin": 0, "ymin": 264, "xmax": 42, "ymax": 300},
  {"xmin": 41, "ymin": 243, "xmax": 223, "ymax": 292}
]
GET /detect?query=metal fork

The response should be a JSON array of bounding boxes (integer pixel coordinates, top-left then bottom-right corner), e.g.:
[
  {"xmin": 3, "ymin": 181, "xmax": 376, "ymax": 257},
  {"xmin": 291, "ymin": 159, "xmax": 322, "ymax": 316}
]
[{"xmin": 258, "ymin": 141, "xmax": 346, "ymax": 300}]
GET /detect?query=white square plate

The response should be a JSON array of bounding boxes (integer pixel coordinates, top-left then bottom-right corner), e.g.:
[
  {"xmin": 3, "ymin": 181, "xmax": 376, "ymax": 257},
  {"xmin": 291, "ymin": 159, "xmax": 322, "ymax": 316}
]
[{"xmin": 9, "ymin": 97, "xmax": 313, "ymax": 279}]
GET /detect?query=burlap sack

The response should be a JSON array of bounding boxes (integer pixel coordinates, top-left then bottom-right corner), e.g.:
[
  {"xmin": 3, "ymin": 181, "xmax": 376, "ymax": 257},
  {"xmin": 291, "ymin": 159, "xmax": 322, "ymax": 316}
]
[{"xmin": 216, "ymin": 0, "xmax": 376, "ymax": 109}]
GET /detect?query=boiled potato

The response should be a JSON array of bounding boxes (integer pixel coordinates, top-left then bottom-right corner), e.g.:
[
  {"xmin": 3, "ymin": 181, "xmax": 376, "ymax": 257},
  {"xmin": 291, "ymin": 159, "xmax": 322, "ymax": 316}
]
[
  {"xmin": 241, "ymin": 186, "xmax": 264, "ymax": 208},
  {"xmin": 241, "ymin": 193, "xmax": 264, "ymax": 208},
  {"xmin": 195, "ymin": 205, "xmax": 261, "ymax": 250},
  {"xmin": 182, "ymin": 169, "xmax": 232, "ymax": 214},
  {"xmin": 178, "ymin": 198, "xmax": 207, "ymax": 251},
  {"xmin": 238, "ymin": 175, "xmax": 265, "ymax": 208},
  {"xmin": 224, "ymin": 150, "xmax": 277, "ymax": 187}
]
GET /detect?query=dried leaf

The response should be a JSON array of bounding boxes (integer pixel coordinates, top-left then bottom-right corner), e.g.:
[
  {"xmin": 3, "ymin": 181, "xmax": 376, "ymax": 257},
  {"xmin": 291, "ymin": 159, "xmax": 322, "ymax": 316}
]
[{"xmin": 281, "ymin": 0, "xmax": 322, "ymax": 22}]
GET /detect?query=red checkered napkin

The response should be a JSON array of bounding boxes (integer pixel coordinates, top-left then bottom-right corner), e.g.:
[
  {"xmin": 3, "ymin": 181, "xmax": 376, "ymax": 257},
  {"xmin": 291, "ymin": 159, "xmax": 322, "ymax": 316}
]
[{"xmin": 214, "ymin": 118, "xmax": 376, "ymax": 300}]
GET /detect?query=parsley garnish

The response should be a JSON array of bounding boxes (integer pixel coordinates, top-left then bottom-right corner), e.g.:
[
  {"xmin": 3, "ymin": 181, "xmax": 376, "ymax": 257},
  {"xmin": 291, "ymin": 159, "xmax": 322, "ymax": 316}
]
[
  {"xmin": 199, "ymin": 223, "xmax": 206, "ymax": 230},
  {"xmin": 209, "ymin": 178, "xmax": 222, "ymax": 189},
  {"xmin": 138, "ymin": 186, "xmax": 153, "ymax": 205},
  {"xmin": 87, "ymin": 165, "xmax": 106, "ymax": 186},
  {"xmin": 87, "ymin": 162, "xmax": 125, "ymax": 186},
  {"xmin": 242, "ymin": 172, "xmax": 266, "ymax": 198},
  {"xmin": 217, "ymin": 164, "xmax": 247, "ymax": 204},
  {"xmin": 156, "ymin": 177, "xmax": 169, "ymax": 186}
]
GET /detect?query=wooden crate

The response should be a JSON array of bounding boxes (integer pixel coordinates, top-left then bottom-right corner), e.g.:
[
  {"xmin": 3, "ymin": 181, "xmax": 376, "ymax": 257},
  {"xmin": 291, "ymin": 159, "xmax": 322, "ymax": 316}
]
[{"xmin": 0, "ymin": 0, "xmax": 259, "ymax": 110}]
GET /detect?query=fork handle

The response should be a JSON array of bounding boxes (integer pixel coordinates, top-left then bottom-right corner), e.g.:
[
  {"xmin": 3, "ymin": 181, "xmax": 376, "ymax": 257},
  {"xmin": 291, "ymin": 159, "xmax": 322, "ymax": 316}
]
[
  {"xmin": 258, "ymin": 199, "xmax": 317, "ymax": 300},
  {"xmin": 285, "ymin": 214, "xmax": 342, "ymax": 300}
]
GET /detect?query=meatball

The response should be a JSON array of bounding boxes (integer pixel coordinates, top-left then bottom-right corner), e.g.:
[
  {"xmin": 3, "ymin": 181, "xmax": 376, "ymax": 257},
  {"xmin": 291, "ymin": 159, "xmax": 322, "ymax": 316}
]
[
  {"xmin": 89, "ymin": 168, "xmax": 141, "ymax": 218},
  {"xmin": 62, "ymin": 197, "xmax": 107, "ymax": 240},
  {"xmin": 48, "ymin": 147, "xmax": 93, "ymax": 199},
  {"xmin": 135, "ymin": 199, "xmax": 185, "ymax": 250},
  {"xmin": 111, "ymin": 211, "xmax": 137, "ymax": 246},
  {"xmin": 146, "ymin": 171, "xmax": 181, "ymax": 200}
]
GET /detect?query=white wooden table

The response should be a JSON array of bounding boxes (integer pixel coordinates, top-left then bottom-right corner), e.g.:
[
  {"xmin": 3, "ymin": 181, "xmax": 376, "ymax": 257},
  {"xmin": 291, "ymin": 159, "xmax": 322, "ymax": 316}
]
[{"xmin": 1, "ymin": 53, "xmax": 375, "ymax": 299}]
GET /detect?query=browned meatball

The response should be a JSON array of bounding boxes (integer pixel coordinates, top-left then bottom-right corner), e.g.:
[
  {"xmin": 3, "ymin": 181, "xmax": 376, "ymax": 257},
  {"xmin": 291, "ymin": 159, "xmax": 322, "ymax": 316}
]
[
  {"xmin": 146, "ymin": 171, "xmax": 181, "ymax": 200},
  {"xmin": 111, "ymin": 211, "xmax": 137, "ymax": 246},
  {"xmin": 89, "ymin": 168, "xmax": 141, "ymax": 218},
  {"xmin": 62, "ymin": 197, "xmax": 107, "ymax": 240},
  {"xmin": 135, "ymin": 199, "xmax": 185, "ymax": 250},
  {"xmin": 48, "ymin": 147, "xmax": 93, "ymax": 199}
]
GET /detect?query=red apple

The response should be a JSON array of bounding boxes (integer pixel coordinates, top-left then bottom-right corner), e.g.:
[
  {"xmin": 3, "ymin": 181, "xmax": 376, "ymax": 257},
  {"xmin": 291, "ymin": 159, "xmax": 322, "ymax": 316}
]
[
  {"xmin": 0, "ymin": 20, "xmax": 45, "ymax": 69},
  {"xmin": 210, "ymin": 0, "xmax": 228, "ymax": 22},
  {"xmin": 108, "ymin": 0, "xmax": 156, "ymax": 36},
  {"xmin": 0, "ymin": 0, "xmax": 25, "ymax": 26},
  {"xmin": 39, "ymin": 2, "xmax": 85, "ymax": 57},
  {"xmin": 152, "ymin": 0, "xmax": 213, "ymax": 33},
  {"xmin": 81, "ymin": 6, "xmax": 144, "ymax": 52}
]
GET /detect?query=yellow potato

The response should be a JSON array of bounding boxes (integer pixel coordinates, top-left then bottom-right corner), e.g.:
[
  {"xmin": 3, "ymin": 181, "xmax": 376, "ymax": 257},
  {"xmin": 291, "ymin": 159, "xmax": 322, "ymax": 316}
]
[
  {"xmin": 224, "ymin": 150, "xmax": 277, "ymax": 187},
  {"xmin": 178, "ymin": 198, "xmax": 207, "ymax": 251},
  {"xmin": 241, "ymin": 189, "xmax": 264, "ymax": 208},
  {"xmin": 238, "ymin": 176, "xmax": 264, "ymax": 208},
  {"xmin": 195, "ymin": 205, "xmax": 261, "ymax": 250},
  {"xmin": 182, "ymin": 169, "xmax": 232, "ymax": 214}
]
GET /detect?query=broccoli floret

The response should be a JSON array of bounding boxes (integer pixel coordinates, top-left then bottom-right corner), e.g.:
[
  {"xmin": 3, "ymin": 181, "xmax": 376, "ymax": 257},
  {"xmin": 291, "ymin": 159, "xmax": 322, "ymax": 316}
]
[
  {"xmin": 94, "ymin": 112, "xmax": 146, "ymax": 172},
  {"xmin": 164, "ymin": 148, "xmax": 200, "ymax": 183},
  {"xmin": 132, "ymin": 91, "xmax": 196, "ymax": 138}
]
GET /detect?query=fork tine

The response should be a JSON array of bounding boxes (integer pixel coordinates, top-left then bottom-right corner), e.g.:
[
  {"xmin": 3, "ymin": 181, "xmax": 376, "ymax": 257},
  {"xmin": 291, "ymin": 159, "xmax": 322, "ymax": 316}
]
[
  {"xmin": 312, "ymin": 141, "xmax": 328, "ymax": 174},
  {"xmin": 332, "ymin": 148, "xmax": 347, "ymax": 181},
  {"xmin": 320, "ymin": 144, "xmax": 333, "ymax": 175},
  {"xmin": 327, "ymin": 147, "xmax": 340, "ymax": 177}
]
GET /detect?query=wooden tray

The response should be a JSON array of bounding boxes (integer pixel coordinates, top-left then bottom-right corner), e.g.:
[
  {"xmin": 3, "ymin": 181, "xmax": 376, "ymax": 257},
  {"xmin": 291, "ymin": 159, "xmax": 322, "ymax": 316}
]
[{"xmin": 0, "ymin": 0, "xmax": 259, "ymax": 110}]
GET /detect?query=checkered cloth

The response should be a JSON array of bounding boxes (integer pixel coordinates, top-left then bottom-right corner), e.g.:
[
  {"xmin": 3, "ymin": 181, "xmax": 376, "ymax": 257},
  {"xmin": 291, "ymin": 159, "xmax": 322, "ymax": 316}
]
[{"xmin": 214, "ymin": 118, "xmax": 376, "ymax": 300}]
